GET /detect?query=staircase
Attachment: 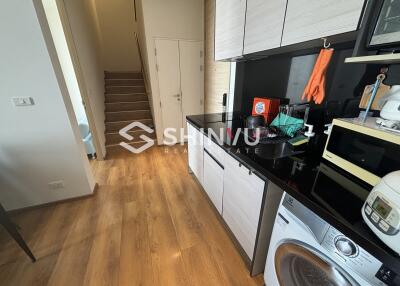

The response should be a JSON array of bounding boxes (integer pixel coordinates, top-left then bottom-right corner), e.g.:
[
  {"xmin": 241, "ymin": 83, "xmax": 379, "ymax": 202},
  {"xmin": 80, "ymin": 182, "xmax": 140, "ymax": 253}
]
[{"xmin": 104, "ymin": 71, "xmax": 155, "ymax": 152}]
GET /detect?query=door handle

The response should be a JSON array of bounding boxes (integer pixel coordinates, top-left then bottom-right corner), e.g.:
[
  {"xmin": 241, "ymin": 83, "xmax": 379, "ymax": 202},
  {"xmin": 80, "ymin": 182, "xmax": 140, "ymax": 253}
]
[{"xmin": 172, "ymin": 94, "xmax": 181, "ymax": 98}]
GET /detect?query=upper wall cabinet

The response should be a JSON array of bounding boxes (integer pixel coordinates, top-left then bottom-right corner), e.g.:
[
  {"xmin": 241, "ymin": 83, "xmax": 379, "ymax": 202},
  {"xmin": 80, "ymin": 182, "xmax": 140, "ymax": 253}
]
[
  {"xmin": 281, "ymin": 0, "xmax": 365, "ymax": 46},
  {"xmin": 244, "ymin": 0, "xmax": 288, "ymax": 54},
  {"xmin": 215, "ymin": 0, "xmax": 247, "ymax": 61}
]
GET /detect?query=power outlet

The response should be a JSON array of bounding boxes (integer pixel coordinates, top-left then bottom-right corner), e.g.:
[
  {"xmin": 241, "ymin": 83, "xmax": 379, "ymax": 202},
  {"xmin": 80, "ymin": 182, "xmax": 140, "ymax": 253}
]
[{"xmin": 48, "ymin": 180, "xmax": 65, "ymax": 190}]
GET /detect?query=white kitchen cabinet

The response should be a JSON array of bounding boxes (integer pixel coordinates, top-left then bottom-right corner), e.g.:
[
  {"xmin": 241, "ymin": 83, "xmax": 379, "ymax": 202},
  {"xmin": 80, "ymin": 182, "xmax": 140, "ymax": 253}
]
[
  {"xmin": 203, "ymin": 150, "xmax": 224, "ymax": 214},
  {"xmin": 223, "ymin": 152, "xmax": 265, "ymax": 258},
  {"xmin": 244, "ymin": 0, "xmax": 288, "ymax": 54},
  {"xmin": 187, "ymin": 122, "xmax": 204, "ymax": 185},
  {"xmin": 281, "ymin": 0, "xmax": 365, "ymax": 46},
  {"xmin": 215, "ymin": 0, "xmax": 247, "ymax": 61},
  {"xmin": 203, "ymin": 135, "xmax": 225, "ymax": 166}
]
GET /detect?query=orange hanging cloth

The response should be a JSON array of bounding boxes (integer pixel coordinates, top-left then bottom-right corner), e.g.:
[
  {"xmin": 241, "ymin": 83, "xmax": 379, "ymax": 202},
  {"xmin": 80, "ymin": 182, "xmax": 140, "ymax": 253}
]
[{"xmin": 302, "ymin": 49, "xmax": 334, "ymax": 104}]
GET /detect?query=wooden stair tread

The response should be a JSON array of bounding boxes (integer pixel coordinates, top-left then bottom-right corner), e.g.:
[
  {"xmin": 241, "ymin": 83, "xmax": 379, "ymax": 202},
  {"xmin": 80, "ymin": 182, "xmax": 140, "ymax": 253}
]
[
  {"xmin": 105, "ymin": 79, "xmax": 144, "ymax": 86},
  {"xmin": 105, "ymin": 94, "xmax": 148, "ymax": 103},
  {"xmin": 106, "ymin": 85, "xmax": 145, "ymax": 88},
  {"xmin": 105, "ymin": 101, "xmax": 150, "ymax": 112},
  {"xmin": 103, "ymin": 71, "xmax": 155, "ymax": 143},
  {"xmin": 105, "ymin": 111, "xmax": 152, "ymax": 123},
  {"xmin": 105, "ymin": 109, "xmax": 150, "ymax": 113},
  {"xmin": 105, "ymin": 93, "xmax": 147, "ymax": 97},
  {"xmin": 105, "ymin": 119, "xmax": 153, "ymax": 124},
  {"xmin": 105, "ymin": 92, "xmax": 146, "ymax": 95},
  {"xmin": 106, "ymin": 86, "xmax": 146, "ymax": 94},
  {"xmin": 105, "ymin": 71, "xmax": 143, "ymax": 79},
  {"xmin": 105, "ymin": 101, "xmax": 148, "ymax": 104},
  {"xmin": 105, "ymin": 130, "xmax": 152, "ymax": 135},
  {"xmin": 105, "ymin": 120, "xmax": 154, "ymax": 133}
]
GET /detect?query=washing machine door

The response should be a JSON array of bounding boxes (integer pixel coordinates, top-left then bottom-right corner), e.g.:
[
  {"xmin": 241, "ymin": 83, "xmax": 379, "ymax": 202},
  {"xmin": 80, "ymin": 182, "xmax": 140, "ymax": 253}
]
[{"xmin": 275, "ymin": 241, "xmax": 359, "ymax": 286}]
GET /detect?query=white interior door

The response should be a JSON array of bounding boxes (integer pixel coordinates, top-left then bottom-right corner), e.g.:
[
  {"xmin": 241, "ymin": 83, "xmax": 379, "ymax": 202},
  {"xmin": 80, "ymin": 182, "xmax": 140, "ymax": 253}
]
[
  {"xmin": 179, "ymin": 40, "xmax": 204, "ymax": 136},
  {"xmin": 155, "ymin": 39, "xmax": 182, "ymax": 143}
]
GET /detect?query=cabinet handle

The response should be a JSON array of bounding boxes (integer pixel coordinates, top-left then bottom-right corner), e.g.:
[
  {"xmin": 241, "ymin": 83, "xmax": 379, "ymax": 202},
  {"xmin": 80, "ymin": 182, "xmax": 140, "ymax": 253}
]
[
  {"xmin": 204, "ymin": 148, "xmax": 224, "ymax": 169},
  {"xmin": 239, "ymin": 163, "xmax": 242, "ymax": 167},
  {"xmin": 249, "ymin": 170, "xmax": 252, "ymax": 175}
]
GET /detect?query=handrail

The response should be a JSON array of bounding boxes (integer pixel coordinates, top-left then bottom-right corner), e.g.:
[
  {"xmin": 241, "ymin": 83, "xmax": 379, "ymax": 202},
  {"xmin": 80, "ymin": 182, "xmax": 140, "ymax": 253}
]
[{"xmin": 134, "ymin": 32, "xmax": 150, "ymax": 94}]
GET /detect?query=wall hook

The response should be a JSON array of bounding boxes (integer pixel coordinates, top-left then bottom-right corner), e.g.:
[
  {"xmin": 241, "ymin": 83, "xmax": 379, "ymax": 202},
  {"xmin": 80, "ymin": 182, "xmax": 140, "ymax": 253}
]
[{"xmin": 322, "ymin": 38, "xmax": 331, "ymax": 49}]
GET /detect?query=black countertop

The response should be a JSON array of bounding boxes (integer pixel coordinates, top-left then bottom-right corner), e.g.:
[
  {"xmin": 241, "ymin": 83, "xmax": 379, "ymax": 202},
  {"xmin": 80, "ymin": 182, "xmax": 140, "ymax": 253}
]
[{"xmin": 187, "ymin": 113, "xmax": 400, "ymax": 275}]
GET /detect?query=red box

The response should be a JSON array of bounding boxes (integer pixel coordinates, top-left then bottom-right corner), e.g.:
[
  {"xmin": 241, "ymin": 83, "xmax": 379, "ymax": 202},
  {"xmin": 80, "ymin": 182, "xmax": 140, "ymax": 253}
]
[{"xmin": 252, "ymin": 98, "xmax": 280, "ymax": 124}]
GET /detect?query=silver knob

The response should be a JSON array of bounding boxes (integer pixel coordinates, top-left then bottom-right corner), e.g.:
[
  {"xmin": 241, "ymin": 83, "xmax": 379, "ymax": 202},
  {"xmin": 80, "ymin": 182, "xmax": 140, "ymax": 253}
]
[{"xmin": 335, "ymin": 237, "xmax": 358, "ymax": 257}]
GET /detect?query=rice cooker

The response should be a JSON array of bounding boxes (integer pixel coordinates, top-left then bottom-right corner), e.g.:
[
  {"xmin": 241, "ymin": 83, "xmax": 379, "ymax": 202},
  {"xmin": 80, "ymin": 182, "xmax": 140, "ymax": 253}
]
[{"xmin": 362, "ymin": 171, "xmax": 400, "ymax": 255}]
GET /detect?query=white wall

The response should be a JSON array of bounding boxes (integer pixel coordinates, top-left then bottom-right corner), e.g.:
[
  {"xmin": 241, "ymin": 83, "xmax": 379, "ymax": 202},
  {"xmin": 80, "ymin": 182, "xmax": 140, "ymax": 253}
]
[
  {"xmin": 135, "ymin": 0, "xmax": 153, "ymax": 117},
  {"xmin": 138, "ymin": 0, "xmax": 204, "ymax": 144},
  {"xmin": 43, "ymin": 0, "xmax": 88, "ymax": 124},
  {"xmin": 86, "ymin": 0, "xmax": 104, "ymax": 62},
  {"xmin": 0, "ymin": 0, "xmax": 95, "ymax": 210},
  {"xmin": 62, "ymin": 0, "xmax": 107, "ymax": 158},
  {"xmin": 94, "ymin": 0, "xmax": 141, "ymax": 71}
]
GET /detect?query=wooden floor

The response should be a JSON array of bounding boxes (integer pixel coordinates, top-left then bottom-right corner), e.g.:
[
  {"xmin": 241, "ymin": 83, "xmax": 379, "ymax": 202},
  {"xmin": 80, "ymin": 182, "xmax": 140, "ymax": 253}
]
[{"xmin": 0, "ymin": 145, "xmax": 264, "ymax": 286}]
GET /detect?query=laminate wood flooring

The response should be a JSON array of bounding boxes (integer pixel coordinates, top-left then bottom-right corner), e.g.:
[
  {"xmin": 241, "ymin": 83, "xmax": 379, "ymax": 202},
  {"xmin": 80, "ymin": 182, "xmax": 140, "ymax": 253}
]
[{"xmin": 0, "ymin": 145, "xmax": 264, "ymax": 286}]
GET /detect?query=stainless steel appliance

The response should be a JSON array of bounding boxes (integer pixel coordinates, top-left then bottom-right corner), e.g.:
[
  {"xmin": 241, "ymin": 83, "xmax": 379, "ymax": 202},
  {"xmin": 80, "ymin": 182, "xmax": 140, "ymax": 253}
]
[{"xmin": 265, "ymin": 193, "xmax": 392, "ymax": 286}]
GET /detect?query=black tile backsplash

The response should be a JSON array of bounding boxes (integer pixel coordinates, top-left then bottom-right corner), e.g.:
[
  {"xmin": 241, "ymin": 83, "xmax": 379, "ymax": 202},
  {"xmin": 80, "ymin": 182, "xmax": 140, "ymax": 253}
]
[{"xmin": 234, "ymin": 46, "xmax": 400, "ymax": 131}]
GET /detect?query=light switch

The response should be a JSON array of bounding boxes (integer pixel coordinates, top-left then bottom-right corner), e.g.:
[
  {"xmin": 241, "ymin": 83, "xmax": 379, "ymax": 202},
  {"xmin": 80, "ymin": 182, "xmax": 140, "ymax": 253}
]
[{"xmin": 12, "ymin": 97, "xmax": 34, "ymax": 107}]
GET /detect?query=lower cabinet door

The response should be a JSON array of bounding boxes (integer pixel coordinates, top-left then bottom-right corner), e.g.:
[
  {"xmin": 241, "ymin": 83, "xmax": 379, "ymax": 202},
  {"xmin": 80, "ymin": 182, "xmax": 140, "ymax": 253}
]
[
  {"xmin": 203, "ymin": 151, "xmax": 224, "ymax": 214},
  {"xmin": 187, "ymin": 122, "xmax": 203, "ymax": 185},
  {"xmin": 223, "ymin": 153, "xmax": 265, "ymax": 258}
]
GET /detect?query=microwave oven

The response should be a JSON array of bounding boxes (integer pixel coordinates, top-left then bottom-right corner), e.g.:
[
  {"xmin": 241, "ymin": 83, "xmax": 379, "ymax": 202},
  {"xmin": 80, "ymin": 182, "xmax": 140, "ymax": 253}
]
[{"xmin": 323, "ymin": 118, "xmax": 400, "ymax": 186}]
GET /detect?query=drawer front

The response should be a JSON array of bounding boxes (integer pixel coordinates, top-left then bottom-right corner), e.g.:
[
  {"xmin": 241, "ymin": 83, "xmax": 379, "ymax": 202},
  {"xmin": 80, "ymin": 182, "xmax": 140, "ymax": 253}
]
[
  {"xmin": 203, "ymin": 151, "xmax": 224, "ymax": 214},
  {"xmin": 223, "ymin": 153, "xmax": 265, "ymax": 258},
  {"xmin": 204, "ymin": 135, "xmax": 225, "ymax": 166}
]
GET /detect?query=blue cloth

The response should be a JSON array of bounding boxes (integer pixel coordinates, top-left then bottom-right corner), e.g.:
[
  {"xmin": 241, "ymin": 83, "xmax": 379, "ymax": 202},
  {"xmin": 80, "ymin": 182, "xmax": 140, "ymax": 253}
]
[{"xmin": 271, "ymin": 113, "xmax": 304, "ymax": 137}]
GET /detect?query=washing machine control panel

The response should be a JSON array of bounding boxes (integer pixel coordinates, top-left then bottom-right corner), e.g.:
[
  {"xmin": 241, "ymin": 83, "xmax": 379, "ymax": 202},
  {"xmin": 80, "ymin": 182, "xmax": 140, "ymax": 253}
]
[
  {"xmin": 334, "ymin": 236, "xmax": 359, "ymax": 257},
  {"xmin": 321, "ymin": 227, "xmax": 395, "ymax": 285}
]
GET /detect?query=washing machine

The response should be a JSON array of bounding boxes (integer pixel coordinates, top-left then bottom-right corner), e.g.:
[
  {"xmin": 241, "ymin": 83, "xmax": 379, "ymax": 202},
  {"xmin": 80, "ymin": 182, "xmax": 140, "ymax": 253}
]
[{"xmin": 265, "ymin": 193, "xmax": 394, "ymax": 286}]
